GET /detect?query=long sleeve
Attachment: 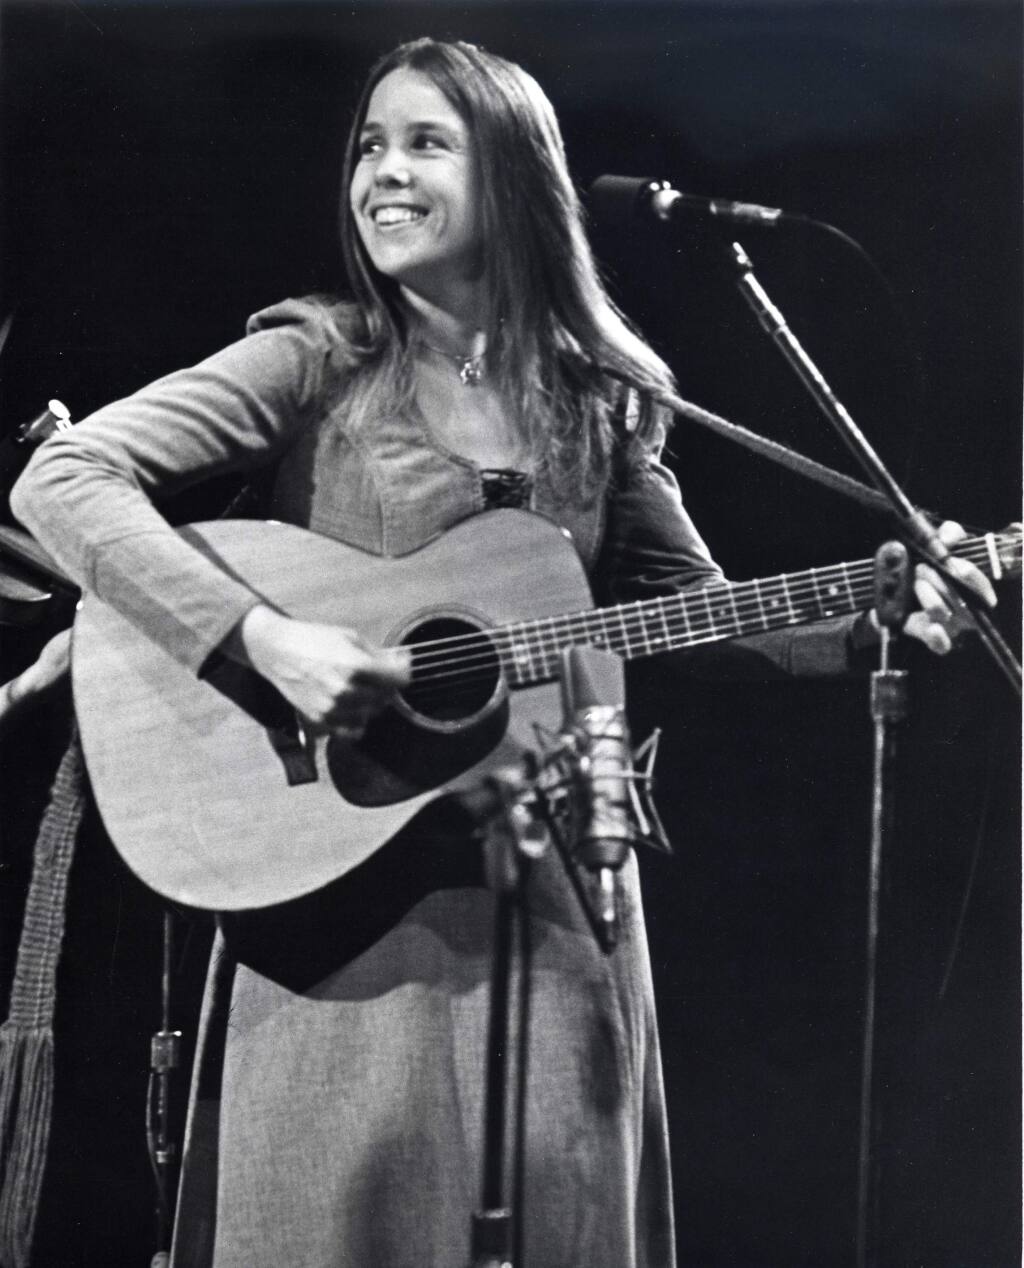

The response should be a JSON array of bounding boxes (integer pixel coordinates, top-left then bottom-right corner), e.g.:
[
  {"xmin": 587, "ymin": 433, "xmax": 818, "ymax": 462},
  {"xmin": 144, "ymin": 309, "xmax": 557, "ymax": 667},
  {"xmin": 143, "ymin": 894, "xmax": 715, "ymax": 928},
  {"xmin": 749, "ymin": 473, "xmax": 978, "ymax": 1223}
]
[
  {"xmin": 595, "ymin": 441, "xmax": 866, "ymax": 679},
  {"xmin": 10, "ymin": 298, "xmax": 341, "ymax": 673}
]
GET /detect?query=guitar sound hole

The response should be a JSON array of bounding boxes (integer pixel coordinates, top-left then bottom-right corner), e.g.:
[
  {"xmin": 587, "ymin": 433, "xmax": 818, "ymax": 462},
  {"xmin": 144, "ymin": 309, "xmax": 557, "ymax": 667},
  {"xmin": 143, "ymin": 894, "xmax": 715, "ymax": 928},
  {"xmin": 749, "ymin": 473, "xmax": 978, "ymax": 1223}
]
[{"xmin": 400, "ymin": 617, "xmax": 501, "ymax": 723}]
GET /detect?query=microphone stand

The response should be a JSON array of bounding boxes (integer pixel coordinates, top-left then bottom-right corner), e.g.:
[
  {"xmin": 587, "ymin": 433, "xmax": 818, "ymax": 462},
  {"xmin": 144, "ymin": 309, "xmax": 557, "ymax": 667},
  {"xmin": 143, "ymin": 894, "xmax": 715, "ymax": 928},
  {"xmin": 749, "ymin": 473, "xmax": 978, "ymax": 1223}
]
[
  {"xmin": 855, "ymin": 542, "xmax": 913, "ymax": 1268},
  {"xmin": 463, "ymin": 650, "xmax": 670, "ymax": 1265},
  {"xmin": 719, "ymin": 238, "xmax": 1020, "ymax": 1267},
  {"xmin": 725, "ymin": 240, "xmax": 1020, "ymax": 695},
  {"xmin": 465, "ymin": 767, "xmax": 549, "ymax": 1268}
]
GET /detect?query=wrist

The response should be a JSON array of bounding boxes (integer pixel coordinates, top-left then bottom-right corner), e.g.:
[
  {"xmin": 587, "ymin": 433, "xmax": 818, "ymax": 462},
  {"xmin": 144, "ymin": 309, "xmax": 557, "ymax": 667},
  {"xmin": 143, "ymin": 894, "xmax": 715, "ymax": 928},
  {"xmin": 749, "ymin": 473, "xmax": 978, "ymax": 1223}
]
[{"xmin": 226, "ymin": 603, "xmax": 289, "ymax": 668}]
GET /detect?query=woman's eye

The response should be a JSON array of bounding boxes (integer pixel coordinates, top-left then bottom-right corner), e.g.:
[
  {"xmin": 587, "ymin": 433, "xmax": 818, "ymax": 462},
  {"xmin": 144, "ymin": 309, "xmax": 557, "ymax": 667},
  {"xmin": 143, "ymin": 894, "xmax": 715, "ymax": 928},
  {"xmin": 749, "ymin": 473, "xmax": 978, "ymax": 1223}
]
[{"xmin": 356, "ymin": 132, "xmax": 450, "ymax": 159}]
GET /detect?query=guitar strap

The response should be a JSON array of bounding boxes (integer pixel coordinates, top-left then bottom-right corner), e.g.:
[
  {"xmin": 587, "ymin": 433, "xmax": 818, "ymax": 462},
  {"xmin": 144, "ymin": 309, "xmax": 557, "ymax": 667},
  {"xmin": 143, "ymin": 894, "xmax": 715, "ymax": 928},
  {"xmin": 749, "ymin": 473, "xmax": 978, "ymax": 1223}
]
[
  {"xmin": 604, "ymin": 364, "xmax": 938, "ymax": 523},
  {"xmin": 671, "ymin": 397, "xmax": 906, "ymax": 513},
  {"xmin": 0, "ymin": 725, "xmax": 85, "ymax": 1268}
]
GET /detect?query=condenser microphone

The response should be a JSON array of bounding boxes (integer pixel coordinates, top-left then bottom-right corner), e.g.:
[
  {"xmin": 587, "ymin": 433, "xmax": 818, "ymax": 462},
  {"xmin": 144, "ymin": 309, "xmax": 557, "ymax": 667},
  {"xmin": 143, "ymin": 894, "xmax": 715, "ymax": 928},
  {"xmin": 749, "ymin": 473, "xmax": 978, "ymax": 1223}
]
[
  {"xmin": 559, "ymin": 646, "xmax": 635, "ymax": 951},
  {"xmin": 590, "ymin": 174, "xmax": 788, "ymax": 229}
]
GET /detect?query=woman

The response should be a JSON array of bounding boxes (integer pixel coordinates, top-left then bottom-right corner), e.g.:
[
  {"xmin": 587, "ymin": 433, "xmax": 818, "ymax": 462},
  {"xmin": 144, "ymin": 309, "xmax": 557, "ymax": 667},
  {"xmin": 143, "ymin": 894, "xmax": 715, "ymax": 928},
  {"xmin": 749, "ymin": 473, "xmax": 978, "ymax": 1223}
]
[{"xmin": 10, "ymin": 38, "xmax": 988, "ymax": 1268}]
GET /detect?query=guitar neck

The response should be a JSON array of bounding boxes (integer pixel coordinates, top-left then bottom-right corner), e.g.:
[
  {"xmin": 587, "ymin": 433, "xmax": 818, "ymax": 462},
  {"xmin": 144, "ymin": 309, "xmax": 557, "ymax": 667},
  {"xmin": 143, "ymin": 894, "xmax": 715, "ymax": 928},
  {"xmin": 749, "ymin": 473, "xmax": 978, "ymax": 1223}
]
[{"xmin": 495, "ymin": 530, "xmax": 1019, "ymax": 687}]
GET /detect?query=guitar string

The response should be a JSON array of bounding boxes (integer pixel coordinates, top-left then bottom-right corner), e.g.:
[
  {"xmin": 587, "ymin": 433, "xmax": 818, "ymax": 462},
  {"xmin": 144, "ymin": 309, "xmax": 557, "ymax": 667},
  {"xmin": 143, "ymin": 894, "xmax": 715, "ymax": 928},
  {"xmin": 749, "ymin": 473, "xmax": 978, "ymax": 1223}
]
[
  {"xmin": 406, "ymin": 570, "xmax": 855, "ymax": 675},
  {"xmin": 402, "ymin": 541, "xmax": 1002, "ymax": 685},
  {"xmin": 402, "ymin": 536, "xmax": 1002, "ymax": 669},
  {"xmin": 402, "ymin": 539, "xmax": 1000, "ymax": 671},
  {"xmin": 403, "ymin": 598, "xmax": 984, "ymax": 700},
  {"xmin": 398, "ymin": 539, "xmax": 1009, "ymax": 700}
]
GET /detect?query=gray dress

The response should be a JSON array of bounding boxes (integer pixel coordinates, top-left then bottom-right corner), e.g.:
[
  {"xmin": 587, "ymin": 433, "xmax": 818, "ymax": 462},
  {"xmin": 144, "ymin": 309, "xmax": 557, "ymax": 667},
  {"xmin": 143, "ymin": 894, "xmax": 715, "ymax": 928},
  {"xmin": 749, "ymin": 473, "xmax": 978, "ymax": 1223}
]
[{"xmin": 11, "ymin": 296, "xmax": 859, "ymax": 1267}]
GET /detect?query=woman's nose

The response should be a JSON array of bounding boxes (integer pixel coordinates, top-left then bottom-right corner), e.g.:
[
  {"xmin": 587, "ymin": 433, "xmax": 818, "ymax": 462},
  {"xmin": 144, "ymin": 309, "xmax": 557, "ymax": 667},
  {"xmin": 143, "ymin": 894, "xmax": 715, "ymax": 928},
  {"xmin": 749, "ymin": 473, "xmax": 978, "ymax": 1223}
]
[{"xmin": 373, "ymin": 145, "xmax": 411, "ymax": 186}]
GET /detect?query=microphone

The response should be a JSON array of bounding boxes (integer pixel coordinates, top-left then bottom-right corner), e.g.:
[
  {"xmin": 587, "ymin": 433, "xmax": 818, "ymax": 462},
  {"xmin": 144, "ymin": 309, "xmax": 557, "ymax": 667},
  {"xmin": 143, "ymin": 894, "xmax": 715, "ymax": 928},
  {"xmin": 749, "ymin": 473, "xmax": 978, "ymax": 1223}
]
[
  {"xmin": 559, "ymin": 646, "xmax": 635, "ymax": 951},
  {"xmin": 589, "ymin": 174, "xmax": 788, "ymax": 229}
]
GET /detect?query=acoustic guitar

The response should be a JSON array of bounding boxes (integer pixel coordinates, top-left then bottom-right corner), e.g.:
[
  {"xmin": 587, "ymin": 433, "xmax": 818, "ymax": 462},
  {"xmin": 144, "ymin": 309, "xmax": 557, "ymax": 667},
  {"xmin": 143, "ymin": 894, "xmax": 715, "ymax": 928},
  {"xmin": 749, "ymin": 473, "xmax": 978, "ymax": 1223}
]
[{"xmin": 71, "ymin": 509, "xmax": 1020, "ymax": 910}]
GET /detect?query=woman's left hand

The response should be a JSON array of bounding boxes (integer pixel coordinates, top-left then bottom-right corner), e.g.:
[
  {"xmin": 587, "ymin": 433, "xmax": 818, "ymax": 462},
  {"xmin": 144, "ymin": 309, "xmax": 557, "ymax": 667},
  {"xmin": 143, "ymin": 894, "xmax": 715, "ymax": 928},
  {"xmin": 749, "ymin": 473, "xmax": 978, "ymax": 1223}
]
[{"xmin": 901, "ymin": 520, "xmax": 997, "ymax": 655}]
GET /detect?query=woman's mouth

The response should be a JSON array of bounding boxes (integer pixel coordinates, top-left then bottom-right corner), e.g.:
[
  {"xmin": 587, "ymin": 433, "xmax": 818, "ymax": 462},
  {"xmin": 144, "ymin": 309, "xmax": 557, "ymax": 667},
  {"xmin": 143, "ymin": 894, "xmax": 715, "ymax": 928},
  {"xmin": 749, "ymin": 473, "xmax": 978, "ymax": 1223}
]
[{"xmin": 372, "ymin": 205, "xmax": 428, "ymax": 229}]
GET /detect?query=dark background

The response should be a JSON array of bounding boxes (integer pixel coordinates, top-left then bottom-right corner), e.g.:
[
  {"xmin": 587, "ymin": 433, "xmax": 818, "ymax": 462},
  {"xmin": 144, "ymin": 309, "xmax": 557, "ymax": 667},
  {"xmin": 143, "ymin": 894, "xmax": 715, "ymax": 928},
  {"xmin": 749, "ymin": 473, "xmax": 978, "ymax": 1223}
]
[{"xmin": 1, "ymin": 2, "xmax": 1020, "ymax": 1265}]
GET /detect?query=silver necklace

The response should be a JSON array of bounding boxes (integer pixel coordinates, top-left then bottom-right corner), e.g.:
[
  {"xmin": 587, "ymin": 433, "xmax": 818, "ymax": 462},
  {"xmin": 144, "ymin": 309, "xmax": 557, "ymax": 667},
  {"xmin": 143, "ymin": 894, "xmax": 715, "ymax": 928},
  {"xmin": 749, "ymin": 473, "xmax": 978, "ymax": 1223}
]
[{"xmin": 419, "ymin": 339, "xmax": 486, "ymax": 387}]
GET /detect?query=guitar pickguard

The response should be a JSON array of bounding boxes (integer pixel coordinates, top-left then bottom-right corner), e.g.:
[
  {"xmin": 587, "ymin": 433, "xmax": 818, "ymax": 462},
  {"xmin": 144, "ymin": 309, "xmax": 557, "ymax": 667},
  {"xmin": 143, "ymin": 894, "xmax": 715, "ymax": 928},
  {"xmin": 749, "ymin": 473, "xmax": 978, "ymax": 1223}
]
[{"xmin": 327, "ymin": 693, "xmax": 511, "ymax": 807}]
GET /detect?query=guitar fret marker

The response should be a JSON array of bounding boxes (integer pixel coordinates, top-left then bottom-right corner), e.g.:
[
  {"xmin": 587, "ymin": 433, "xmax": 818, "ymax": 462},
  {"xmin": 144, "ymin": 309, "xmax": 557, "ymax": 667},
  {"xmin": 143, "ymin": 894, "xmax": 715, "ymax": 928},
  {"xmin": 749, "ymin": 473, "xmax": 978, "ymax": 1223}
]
[{"xmin": 509, "ymin": 640, "xmax": 534, "ymax": 673}]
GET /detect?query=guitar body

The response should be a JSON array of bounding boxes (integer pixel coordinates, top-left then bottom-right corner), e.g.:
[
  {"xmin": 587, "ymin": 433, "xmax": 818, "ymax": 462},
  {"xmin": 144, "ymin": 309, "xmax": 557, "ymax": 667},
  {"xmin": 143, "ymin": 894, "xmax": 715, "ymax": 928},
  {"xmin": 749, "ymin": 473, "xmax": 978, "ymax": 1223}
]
[{"xmin": 73, "ymin": 510, "xmax": 590, "ymax": 910}]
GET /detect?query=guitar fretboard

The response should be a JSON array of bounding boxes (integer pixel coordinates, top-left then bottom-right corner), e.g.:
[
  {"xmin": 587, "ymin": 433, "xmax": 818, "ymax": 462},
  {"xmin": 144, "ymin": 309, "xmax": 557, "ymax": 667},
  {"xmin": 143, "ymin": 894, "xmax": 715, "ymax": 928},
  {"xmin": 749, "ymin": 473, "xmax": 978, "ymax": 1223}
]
[{"xmin": 471, "ymin": 531, "xmax": 1017, "ymax": 689}]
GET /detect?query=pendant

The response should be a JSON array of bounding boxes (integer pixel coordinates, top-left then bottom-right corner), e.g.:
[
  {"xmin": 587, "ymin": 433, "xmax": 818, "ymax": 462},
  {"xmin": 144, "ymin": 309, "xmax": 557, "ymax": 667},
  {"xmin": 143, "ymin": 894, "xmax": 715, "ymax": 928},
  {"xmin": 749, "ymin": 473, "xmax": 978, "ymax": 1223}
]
[{"xmin": 459, "ymin": 358, "xmax": 483, "ymax": 388}]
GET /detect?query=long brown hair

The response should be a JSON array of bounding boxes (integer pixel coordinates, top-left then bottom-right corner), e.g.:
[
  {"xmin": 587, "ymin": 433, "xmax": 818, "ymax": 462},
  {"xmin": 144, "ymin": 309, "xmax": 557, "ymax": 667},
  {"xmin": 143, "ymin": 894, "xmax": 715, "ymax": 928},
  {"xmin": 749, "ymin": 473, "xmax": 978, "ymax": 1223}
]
[{"xmin": 338, "ymin": 38, "xmax": 678, "ymax": 489}]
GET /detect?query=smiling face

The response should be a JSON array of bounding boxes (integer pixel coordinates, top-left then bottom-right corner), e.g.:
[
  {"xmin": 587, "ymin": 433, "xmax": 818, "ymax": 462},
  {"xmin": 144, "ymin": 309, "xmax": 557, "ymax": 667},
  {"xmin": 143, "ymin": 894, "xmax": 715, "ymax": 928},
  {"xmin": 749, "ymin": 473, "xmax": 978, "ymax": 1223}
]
[{"xmin": 349, "ymin": 68, "xmax": 484, "ymax": 309}]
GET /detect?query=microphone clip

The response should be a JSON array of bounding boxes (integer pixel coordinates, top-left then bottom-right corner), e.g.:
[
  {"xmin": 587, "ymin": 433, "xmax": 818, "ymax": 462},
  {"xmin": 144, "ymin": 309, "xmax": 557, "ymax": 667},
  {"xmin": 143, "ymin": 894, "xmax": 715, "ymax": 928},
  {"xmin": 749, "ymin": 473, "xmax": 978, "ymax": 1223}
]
[
  {"xmin": 548, "ymin": 718, "xmax": 672, "ymax": 860},
  {"xmin": 627, "ymin": 727, "xmax": 672, "ymax": 855}
]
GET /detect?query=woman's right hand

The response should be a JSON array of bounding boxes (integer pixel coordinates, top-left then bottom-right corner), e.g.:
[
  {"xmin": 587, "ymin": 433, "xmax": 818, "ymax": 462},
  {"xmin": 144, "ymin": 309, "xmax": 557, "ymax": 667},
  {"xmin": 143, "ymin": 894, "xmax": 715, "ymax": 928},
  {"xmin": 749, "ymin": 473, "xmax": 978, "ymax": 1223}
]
[{"xmin": 230, "ymin": 604, "xmax": 410, "ymax": 738}]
